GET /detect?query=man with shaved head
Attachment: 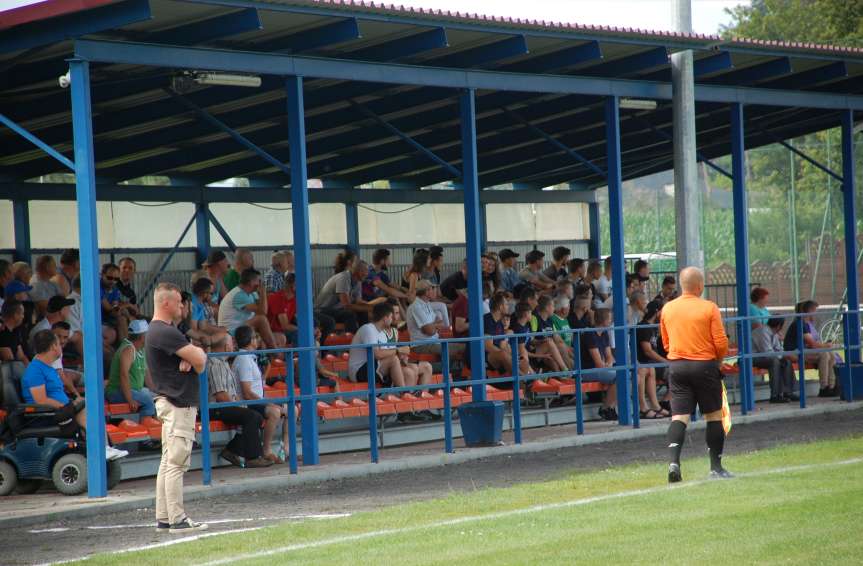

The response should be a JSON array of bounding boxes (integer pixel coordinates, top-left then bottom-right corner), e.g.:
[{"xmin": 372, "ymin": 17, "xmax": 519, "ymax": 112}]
[{"xmin": 660, "ymin": 267, "xmax": 731, "ymax": 482}]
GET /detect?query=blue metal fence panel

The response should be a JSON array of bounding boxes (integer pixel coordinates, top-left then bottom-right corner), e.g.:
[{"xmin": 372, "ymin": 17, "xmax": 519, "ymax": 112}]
[
  {"xmin": 287, "ymin": 75, "xmax": 320, "ymax": 465},
  {"xmin": 70, "ymin": 59, "xmax": 108, "ymax": 497}
]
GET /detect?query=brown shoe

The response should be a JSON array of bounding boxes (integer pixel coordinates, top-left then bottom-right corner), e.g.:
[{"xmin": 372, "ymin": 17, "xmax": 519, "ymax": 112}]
[
  {"xmin": 219, "ymin": 449, "xmax": 242, "ymax": 467},
  {"xmin": 245, "ymin": 457, "xmax": 274, "ymax": 468}
]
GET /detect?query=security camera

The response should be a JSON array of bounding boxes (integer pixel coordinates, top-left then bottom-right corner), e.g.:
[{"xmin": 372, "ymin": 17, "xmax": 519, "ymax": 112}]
[{"xmin": 58, "ymin": 70, "xmax": 70, "ymax": 88}]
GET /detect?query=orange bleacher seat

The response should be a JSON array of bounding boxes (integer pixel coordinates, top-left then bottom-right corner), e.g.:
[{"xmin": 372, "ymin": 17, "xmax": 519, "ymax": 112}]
[
  {"xmin": 265, "ymin": 359, "xmax": 287, "ymax": 380},
  {"xmin": 140, "ymin": 416, "xmax": 162, "ymax": 440},
  {"xmin": 324, "ymin": 333, "xmax": 354, "ymax": 347},
  {"xmin": 401, "ymin": 393, "xmax": 430, "ymax": 411},
  {"xmin": 419, "ymin": 391, "xmax": 443, "ymax": 409},
  {"xmin": 118, "ymin": 419, "xmax": 149, "ymax": 440},
  {"xmin": 375, "ymin": 397, "xmax": 397, "ymax": 415},
  {"xmin": 330, "ymin": 399, "xmax": 361, "ymax": 417},
  {"xmin": 0, "ymin": 409, "xmax": 6, "ymax": 423},
  {"xmin": 531, "ymin": 380, "xmax": 558, "ymax": 395},
  {"xmin": 316, "ymin": 401, "xmax": 342, "ymax": 420},
  {"xmin": 105, "ymin": 424, "xmax": 128, "ymax": 444},
  {"xmin": 384, "ymin": 394, "xmax": 414, "ymax": 413},
  {"xmin": 106, "ymin": 403, "xmax": 132, "ymax": 416},
  {"xmin": 335, "ymin": 377, "xmax": 367, "ymax": 392},
  {"xmin": 349, "ymin": 398, "xmax": 370, "ymax": 416},
  {"xmin": 438, "ymin": 327, "xmax": 454, "ymax": 339}
]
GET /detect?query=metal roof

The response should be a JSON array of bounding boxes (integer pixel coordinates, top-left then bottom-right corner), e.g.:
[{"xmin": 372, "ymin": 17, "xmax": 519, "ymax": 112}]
[{"xmin": 2, "ymin": 0, "xmax": 861, "ymax": 191}]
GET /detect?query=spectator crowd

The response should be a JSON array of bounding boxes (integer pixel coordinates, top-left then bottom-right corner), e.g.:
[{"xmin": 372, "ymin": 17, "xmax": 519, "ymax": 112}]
[{"xmin": 0, "ymin": 244, "xmax": 845, "ymax": 471}]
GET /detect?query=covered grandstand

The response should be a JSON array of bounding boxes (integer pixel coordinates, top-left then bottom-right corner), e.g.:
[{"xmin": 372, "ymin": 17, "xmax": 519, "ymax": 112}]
[{"xmin": 0, "ymin": 0, "xmax": 861, "ymax": 497}]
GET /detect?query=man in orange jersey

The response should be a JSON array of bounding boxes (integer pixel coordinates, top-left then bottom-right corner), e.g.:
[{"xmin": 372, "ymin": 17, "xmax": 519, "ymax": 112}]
[{"xmin": 660, "ymin": 267, "xmax": 732, "ymax": 483}]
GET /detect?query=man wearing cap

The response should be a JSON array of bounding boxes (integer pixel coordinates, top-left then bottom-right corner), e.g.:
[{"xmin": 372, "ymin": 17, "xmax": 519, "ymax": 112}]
[
  {"xmin": 107, "ymin": 319, "xmax": 156, "ymax": 417},
  {"xmin": 29, "ymin": 295, "xmax": 75, "ymax": 344},
  {"xmin": 661, "ymin": 267, "xmax": 732, "ymax": 483},
  {"xmin": 499, "ymin": 249, "xmax": 521, "ymax": 293}
]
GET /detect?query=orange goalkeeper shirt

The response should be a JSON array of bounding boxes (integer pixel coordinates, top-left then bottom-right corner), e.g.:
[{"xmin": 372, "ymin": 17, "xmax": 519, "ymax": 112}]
[{"xmin": 660, "ymin": 293, "xmax": 729, "ymax": 361}]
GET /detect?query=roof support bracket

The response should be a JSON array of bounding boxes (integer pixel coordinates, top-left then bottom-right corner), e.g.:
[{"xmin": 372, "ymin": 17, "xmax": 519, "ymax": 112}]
[
  {"xmin": 169, "ymin": 90, "xmax": 290, "ymax": 175},
  {"xmin": 753, "ymin": 122, "xmax": 844, "ymax": 183},
  {"xmin": 207, "ymin": 209, "xmax": 238, "ymax": 251},
  {"xmin": 0, "ymin": 112, "xmax": 74, "ymax": 170},
  {"xmin": 351, "ymin": 100, "xmax": 462, "ymax": 178},
  {"xmin": 635, "ymin": 117, "xmax": 732, "ymax": 179},
  {"xmin": 503, "ymin": 108, "xmax": 606, "ymax": 179}
]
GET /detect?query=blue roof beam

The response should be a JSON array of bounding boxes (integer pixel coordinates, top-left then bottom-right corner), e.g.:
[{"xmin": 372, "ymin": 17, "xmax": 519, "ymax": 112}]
[
  {"xmin": 146, "ymin": 8, "xmax": 262, "ymax": 45},
  {"xmin": 751, "ymin": 121, "xmax": 843, "ymax": 182},
  {"xmin": 1, "ymin": 8, "xmax": 262, "ymax": 91},
  {"xmin": 642, "ymin": 51, "xmax": 733, "ymax": 81},
  {"xmin": 348, "ymin": 28, "xmax": 448, "ymax": 61},
  {"xmin": 0, "ymin": 0, "xmax": 152, "ymax": 54},
  {"xmin": 705, "ymin": 57, "xmax": 792, "ymax": 86},
  {"xmin": 434, "ymin": 35, "xmax": 528, "ymax": 67},
  {"xmin": 631, "ymin": 116, "xmax": 731, "ymax": 178},
  {"xmin": 584, "ymin": 47, "xmax": 668, "ymax": 78},
  {"xmin": 351, "ymin": 101, "xmax": 461, "ymax": 178},
  {"xmin": 259, "ymin": 18, "xmax": 361, "ymax": 53},
  {"xmin": 501, "ymin": 41, "xmax": 602, "ymax": 73},
  {"xmin": 169, "ymin": 91, "xmax": 290, "ymax": 176},
  {"xmin": 762, "ymin": 61, "xmax": 847, "ymax": 90},
  {"xmin": 503, "ymin": 108, "xmax": 606, "ymax": 179}
]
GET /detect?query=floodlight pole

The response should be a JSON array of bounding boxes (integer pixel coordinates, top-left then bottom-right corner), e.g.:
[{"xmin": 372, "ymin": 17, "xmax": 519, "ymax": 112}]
[{"xmin": 671, "ymin": 0, "xmax": 704, "ymax": 271}]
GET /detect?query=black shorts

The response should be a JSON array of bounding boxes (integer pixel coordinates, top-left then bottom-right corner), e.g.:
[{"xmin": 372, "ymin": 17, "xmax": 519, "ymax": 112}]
[
  {"xmin": 355, "ymin": 362, "xmax": 391, "ymax": 387},
  {"xmin": 668, "ymin": 360, "xmax": 724, "ymax": 416}
]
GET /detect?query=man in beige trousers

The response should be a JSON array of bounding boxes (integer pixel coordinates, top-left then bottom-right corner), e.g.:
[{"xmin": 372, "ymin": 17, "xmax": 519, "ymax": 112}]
[{"xmin": 146, "ymin": 283, "xmax": 208, "ymax": 533}]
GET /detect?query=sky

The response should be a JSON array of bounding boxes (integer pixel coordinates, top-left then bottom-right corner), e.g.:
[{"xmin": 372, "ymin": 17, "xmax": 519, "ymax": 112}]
[{"xmin": 2, "ymin": 0, "xmax": 750, "ymax": 35}]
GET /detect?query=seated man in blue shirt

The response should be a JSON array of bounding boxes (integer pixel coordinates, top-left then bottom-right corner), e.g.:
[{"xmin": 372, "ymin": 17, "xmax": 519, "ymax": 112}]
[
  {"xmin": 577, "ymin": 308, "xmax": 620, "ymax": 422},
  {"xmin": 23, "ymin": 329, "xmax": 128, "ymax": 460}
]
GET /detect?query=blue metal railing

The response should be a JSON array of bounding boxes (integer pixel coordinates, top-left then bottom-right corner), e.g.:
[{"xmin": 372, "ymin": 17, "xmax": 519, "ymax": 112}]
[{"xmin": 195, "ymin": 308, "xmax": 861, "ymax": 485}]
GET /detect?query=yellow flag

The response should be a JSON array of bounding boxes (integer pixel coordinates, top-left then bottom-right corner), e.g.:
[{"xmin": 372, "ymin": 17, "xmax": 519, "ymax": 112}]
[{"xmin": 721, "ymin": 382, "xmax": 732, "ymax": 435}]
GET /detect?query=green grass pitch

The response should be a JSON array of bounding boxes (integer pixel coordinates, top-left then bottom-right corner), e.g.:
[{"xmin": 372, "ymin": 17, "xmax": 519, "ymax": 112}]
[{"xmin": 73, "ymin": 435, "xmax": 863, "ymax": 565}]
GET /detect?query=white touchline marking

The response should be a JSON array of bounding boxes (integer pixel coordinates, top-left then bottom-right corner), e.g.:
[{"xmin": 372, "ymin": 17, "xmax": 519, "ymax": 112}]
[
  {"xmin": 193, "ymin": 457, "xmax": 863, "ymax": 566},
  {"xmin": 35, "ymin": 528, "xmax": 265, "ymax": 566},
  {"xmin": 28, "ymin": 513, "xmax": 351, "ymax": 534}
]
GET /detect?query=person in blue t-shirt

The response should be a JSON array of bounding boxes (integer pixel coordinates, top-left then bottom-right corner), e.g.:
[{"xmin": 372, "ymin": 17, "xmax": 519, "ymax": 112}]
[{"xmin": 22, "ymin": 329, "xmax": 129, "ymax": 459}]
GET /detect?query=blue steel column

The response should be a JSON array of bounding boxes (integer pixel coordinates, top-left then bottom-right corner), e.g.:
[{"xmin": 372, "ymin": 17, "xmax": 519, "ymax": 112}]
[
  {"xmin": 841, "ymin": 110, "xmax": 861, "ymax": 363},
  {"xmin": 286, "ymin": 75, "xmax": 319, "ymax": 464},
  {"xmin": 604, "ymin": 96, "xmax": 631, "ymax": 425},
  {"xmin": 70, "ymin": 59, "xmax": 107, "ymax": 497},
  {"xmin": 588, "ymin": 201, "xmax": 601, "ymax": 259},
  {"xmin": 731, "ymin": 103, "xmax": 755, "ymax": 412},
  {"xmin": 461, "ymin": 89, "xmax": 486, "ymax": 400},
  {"xmin": 195, "ymin": 202, "xmax": 211, "ymax": 267},
  {"xmin": 12, "ymin": 200, "xmax": 31, "ymax": 264},
  {"xmin": 345, "ymin": 202, "xmax": 360, "ymax": 252},
  {"xmin": 479, "ymin": 202, "xmax": 488, "ymax": 252}
]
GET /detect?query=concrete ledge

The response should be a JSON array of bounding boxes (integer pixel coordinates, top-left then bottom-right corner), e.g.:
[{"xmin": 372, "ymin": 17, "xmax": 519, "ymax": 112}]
[{"xmin": 4, "ymin": 400, "xmax": 861, "ymax": 529}]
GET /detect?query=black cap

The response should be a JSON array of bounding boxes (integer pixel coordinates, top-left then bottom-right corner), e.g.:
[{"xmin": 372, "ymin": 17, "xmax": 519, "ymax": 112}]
[
  {"xmin": 47, "ymin": 296, "xmax": 75, "ymax": 313},
  {"xmin": 205, "ymin": 250, "xmax": 227, "ymax": 266},
  {"xmin": 499, "ymin": 248, "xmax": 520, "ymax": 260}
]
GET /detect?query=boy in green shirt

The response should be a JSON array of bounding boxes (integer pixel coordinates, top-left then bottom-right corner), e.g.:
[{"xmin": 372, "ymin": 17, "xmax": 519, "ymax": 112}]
[{"xmin": 106, "ymin": 319, "xmax": 155, "ymax": 416}]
